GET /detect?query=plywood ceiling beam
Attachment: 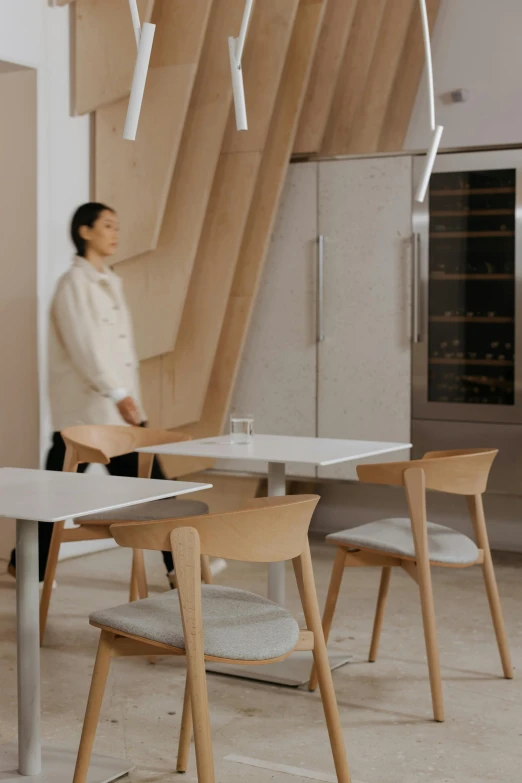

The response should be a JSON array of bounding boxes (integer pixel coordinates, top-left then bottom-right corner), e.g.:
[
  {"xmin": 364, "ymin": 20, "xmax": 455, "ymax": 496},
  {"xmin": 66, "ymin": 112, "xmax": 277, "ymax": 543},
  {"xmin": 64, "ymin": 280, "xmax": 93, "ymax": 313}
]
[
  {"xmin": 74, "ymin": 0, "xmax": 155, "ymax": 115},
  {"xmin": 159, "ymin": 0, "xmax": 301, "ymax": 430},
  {"xmin": 345, "ymin": 0, "xmax": 417, "ymax": 154},
  {"xmin": 120, "ymin": 0, "xmax": 247, "ymax": 362},
  {"xmin": 378, "ymin": 0, "xmax": 442, "ymax": 152},
  {"xmin": 321, "ymin": 0, "xmax": 387, "ymax": 156},
  {"xmin": 294, "ymin": 0, "xmax": 358, "ymax": 156},
  {"xmin": 94, "ymin": 0, "xmax": 214, "ymax": 262}
]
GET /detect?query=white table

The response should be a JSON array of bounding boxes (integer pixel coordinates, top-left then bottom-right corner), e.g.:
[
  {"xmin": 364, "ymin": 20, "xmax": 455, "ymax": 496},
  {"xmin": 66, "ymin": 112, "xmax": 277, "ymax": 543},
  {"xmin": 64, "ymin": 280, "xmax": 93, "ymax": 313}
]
[
  {"xmin": 140, "ymin": 434, "xmax": 411, "ymax": 685},
  {"xmin": 0, "ymin": 468, "xmax": 211, "ymax": 783}
]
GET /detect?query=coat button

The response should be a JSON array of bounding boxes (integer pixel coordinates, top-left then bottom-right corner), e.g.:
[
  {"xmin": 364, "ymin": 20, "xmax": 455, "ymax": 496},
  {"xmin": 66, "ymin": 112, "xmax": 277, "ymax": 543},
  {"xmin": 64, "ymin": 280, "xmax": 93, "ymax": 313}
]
[{"xmin": 119, "ymin": 334, "xmax": 126, "ymax": 339}]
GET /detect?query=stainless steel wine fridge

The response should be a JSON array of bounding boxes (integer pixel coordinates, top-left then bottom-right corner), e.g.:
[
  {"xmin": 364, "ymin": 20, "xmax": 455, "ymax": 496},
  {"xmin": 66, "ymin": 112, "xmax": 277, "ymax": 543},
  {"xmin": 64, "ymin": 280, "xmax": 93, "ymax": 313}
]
[{"xmin": 412, "ymin": 149, "xmax": 522, "ymax": 493}]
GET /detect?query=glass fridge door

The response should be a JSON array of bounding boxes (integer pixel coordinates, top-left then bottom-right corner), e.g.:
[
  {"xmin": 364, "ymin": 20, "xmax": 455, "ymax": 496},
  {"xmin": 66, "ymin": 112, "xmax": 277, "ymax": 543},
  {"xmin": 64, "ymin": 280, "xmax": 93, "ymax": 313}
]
[{"xmin": 413, "ymin": 150, "xmax": 522, "ymax": 424}]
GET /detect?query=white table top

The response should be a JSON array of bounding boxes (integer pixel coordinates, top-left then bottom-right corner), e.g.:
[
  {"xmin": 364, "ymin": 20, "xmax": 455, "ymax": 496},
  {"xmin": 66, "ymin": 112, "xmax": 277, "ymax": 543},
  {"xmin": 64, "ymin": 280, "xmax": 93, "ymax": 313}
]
[
  {"xmin": 139, "ymin": 434, "xmax": 411, "ymax": 467},
  {"xmin": 0, "ymin": 468, "xmax": 212, "ymax": 523}
]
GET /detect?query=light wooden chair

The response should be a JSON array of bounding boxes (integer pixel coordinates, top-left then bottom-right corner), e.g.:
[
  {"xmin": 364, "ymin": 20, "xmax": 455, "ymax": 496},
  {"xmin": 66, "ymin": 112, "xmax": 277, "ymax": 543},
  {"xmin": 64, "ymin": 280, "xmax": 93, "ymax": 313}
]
[
  {"xmin": 72, "ymin": 495, "xmax": 351, "ymax": 783},
  {"xmin": 309, "ymin": 449, "xmax": 513, "ymax": 722},
  {"xmin": 40, "ymin": 425, "xmax": 213, "ymax": 645}
]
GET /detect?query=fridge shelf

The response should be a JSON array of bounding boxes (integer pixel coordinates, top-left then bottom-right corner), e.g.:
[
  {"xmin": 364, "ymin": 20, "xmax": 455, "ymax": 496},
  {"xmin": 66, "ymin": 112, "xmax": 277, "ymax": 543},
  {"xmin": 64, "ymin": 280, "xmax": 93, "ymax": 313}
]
[
  {"xmin": 430, "ymin": 187, "xmax": 515, "ymax": 196},
  {"xmin": 429, "ymin": 316, "xmax": 514, "ymax": 324},
  {"xmin": 430, "ymin": 231, "xmax": 515, "ymax": 238},
  {"xmin": 430, "ymin": 274, "xmax": 513, "ymax": 281},
  {"xmin": 431, "ymin": 209, "xmax": 513, "ymax": 217},
  {"xmin": 429, "ymin": 359, "xmax": 514, "ymax": 367}
]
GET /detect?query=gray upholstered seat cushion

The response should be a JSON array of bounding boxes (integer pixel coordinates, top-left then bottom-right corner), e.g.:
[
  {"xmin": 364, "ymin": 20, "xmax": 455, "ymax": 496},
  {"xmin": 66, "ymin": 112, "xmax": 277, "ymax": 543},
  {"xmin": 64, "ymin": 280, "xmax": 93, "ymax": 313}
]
[
  {"xmin": 90, "ymin": 585, "xmax": 300, "ymax": 661},
  {"xmin": 77, "ymin": 497, "xmax": 208, "ymax": 523},
  {"xmin": 327, "ymin": 518, "xmax": 479, "ymax": 565}
]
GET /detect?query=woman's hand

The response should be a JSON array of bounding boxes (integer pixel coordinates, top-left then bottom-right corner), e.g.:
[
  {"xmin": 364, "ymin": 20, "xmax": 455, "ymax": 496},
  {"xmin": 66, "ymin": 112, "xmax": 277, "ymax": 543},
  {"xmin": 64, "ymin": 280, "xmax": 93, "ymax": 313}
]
[{"xmin": 116, "ymin": 396, "xmax": 142, "ymax": 426}]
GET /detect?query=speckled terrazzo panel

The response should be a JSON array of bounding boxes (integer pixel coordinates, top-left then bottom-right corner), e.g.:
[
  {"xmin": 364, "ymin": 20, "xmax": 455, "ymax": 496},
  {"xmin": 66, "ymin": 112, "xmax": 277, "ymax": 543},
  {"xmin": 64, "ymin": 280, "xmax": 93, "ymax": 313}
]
[{"xmin": 317, "ymin": 156, "xmax": 412, "ymax": 480}]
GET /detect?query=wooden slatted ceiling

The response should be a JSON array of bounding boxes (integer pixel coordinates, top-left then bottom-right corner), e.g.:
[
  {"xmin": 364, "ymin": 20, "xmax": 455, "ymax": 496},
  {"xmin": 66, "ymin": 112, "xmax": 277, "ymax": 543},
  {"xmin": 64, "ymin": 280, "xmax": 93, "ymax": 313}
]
[
  {"xmin": 346, "ymin": 0, "xmax": 417, "ymax": 154},
  {"xmin": 378, "ymin": 0, "xmax": 442, "ymax": 152},
  {"xmin": 296, "ymin": 0, "xmax": 441, "ymax": 156},
  {"xmin": 74, "ymin": 0, "xmax": 155, "ymax": 115},
  {"xmin": 293, "ymin": 0, "xmax": 358, "ymax": 155},
  {"xmin": 94, "ymin": 0, "xmax": 213, "ymax": 262},
  {"xmin": 119, "ymin": 0, "xmax": 247, "ymax": 362}
]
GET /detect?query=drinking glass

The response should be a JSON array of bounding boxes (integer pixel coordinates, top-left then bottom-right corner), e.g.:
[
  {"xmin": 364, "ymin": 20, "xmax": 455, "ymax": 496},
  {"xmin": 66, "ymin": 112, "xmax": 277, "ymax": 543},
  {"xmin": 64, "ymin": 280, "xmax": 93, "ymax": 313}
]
[{"xmin": 229, "ymin": 413, "xmax": 254, "ymax": 444}]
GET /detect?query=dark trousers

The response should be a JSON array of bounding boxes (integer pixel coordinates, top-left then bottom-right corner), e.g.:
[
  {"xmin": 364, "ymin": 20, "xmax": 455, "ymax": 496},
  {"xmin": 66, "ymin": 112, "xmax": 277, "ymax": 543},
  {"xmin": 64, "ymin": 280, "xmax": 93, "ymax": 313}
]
[{"xmin": 9, "ymin": 432, "xmax": 174, "ymax": 581}]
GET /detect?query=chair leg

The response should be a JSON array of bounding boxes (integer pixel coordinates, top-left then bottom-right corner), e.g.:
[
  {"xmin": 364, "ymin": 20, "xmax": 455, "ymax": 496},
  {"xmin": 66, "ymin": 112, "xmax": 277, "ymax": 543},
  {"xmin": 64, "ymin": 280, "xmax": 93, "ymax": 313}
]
[
  {"xmin": 177, "ymin": 673, "xmax": 193, "ymax": 773},
  {"xmin": 466, "ymin": 495, "xmax": 513, "ymax": 679},
  {"xmin": 39, "ymin": 521, "xmax": 64, "ymax": 645},
  {"xmin": 73, "ymin": 631, "xmax": 114, "ymax": 783},
  {"xmin": 128, "ymin": 554, "xmax": 139, "ymax": 602},
  {"xmin": 417, "ymin": 562, "xmax": 444, "ymax": 722},
  {"xmin": 132, "ymin": 549, "xmax": 148, "ymax": 599},
  {"xmin": 188, "ymin": 656, "xmax": 214, "ymax": 782},
  {"xmin": 295, "ymin": 549, "xmax": 351, "ymax": 783},
  {"xmin": 200, "ymin": 555, "xmax": 213, "ymax": 585},
  {"xmin": 481, "ymin": 548, "xmax": 513, "ymax": 678},
  {"xmin": 368, "ymin": 567, "xmax": 392, "ymax": 662},
  {"xmin": 309, "ymin": 547, "xmax": 346, "ymax": 692}
]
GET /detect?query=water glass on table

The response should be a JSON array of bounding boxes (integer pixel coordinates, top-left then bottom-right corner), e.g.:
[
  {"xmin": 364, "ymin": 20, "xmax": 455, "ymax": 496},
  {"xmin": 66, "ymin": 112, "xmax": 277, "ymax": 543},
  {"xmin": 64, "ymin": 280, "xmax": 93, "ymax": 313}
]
[{"xmin": 230, "ymin": 413, "xmax": 254, "ymax": 444}]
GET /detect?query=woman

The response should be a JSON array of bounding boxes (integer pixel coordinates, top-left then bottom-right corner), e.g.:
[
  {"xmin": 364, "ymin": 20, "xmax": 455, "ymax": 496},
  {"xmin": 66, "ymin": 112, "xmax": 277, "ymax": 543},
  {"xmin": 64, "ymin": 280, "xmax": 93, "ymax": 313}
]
[{"xmin": 8, "ymin": 203, "xmax": 176, "ymax": 582}]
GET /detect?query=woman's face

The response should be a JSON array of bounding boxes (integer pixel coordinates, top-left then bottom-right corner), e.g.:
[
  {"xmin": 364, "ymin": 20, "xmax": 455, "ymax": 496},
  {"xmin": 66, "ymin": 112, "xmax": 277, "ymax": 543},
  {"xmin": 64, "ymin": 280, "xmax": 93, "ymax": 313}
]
[{"xmin": 80, "ymin": 210, "xmax": 119, "ymax": 257}]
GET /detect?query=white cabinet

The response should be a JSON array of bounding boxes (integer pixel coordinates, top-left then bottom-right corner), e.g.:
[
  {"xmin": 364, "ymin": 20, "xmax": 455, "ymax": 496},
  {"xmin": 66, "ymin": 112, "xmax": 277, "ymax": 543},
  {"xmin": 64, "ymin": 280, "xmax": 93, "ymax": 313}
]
[
  {"xmin": 230, "ymin": 156, "xmax": 412, "ymax": 479},
  {"xmin": 318, "ymin": 157, "xmax": 412, "ymax": 479}
]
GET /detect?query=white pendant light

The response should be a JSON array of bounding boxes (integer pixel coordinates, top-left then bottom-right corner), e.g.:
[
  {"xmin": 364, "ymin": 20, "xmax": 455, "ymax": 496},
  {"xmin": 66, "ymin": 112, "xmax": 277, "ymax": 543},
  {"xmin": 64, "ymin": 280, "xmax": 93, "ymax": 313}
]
[
  {"xmin": 228, "ymin": 0, "xmax": 255, "ymax": 132},
  {"xmin": 415, "ymin": 0, "xmax": 444, "ymax": 202},
  {"xmin": 128, "ymin": 0, "xmax": 141, "ymax": 48},
  {"xmin": 124, "ymin": 0, "xmax": 156, "ymax": 141}
]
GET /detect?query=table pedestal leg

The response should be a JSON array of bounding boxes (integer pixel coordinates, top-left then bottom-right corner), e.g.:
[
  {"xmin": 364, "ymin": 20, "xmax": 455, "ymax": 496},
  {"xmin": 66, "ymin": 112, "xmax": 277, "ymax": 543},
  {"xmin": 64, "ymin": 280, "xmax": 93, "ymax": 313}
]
[
  {"xmin": 16, "ymin": 519, "xmax": 41, "ymax": 776},
  {"xmin": 267, "ymin": 462, "xmax": 286, "ymax": 607},
  {"xmin": 0, "ymin": 520, "xmax": 132, "ymax": 782}
]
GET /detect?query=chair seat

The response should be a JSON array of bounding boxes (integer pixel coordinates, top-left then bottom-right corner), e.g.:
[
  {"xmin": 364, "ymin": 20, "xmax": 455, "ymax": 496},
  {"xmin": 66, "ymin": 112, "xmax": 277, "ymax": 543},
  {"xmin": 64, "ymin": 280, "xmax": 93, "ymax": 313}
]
[
  {"xmin": 327, "ymin": 518, "xmax": 479, "ymax": 565},
  {"xmin": 77, "ymin": 498, "xmax": 208, "ymax": 525},
  {"xmin": 90, "ymin": 585, "xmax": 300, "ymax": 662}
]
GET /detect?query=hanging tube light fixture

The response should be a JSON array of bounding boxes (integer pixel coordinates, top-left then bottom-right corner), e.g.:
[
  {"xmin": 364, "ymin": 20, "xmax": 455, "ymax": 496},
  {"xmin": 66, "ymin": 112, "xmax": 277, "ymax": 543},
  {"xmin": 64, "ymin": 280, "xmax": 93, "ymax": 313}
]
[
  {"xmin": 124, "ymin": 0, "xmax": 156, "ymax": 141},
  {"xmin": 415, "ymin": 0, "xmax": 443, "ymax": 202},
  {"xmin": 228, "ymin": 0, "xmax": 255, "ymax": 132}
]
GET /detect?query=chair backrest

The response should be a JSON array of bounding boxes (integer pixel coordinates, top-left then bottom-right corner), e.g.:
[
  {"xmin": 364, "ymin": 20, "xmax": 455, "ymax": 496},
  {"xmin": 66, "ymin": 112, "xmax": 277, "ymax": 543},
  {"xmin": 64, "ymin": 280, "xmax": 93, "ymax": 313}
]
[
  {"xmin": 357, "ymin": 449, "xmax": 497, "ymax": 496},
  {"xmin": 110, "ymin": 494, "xmax": 320, "ymax": 563},
  {"xmin": 61, "ymin": 425, "xmax": 190, "ymax": 470}
]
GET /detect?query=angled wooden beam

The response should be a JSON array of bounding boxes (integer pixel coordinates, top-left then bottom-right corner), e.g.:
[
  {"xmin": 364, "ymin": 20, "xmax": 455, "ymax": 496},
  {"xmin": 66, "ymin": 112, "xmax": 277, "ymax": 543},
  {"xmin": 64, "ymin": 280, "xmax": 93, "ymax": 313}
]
[
  {"xmin": 294, "ymin": 0, "xmax": 358, "ymax": 155},
  {"xmin": 119, "ymin": 0, "xmax": 247, "ymax": 361},
  {"xmin": 94, "ymin": 0, "xmax": 214, "ymax": 262},
  {"xmin": 378, "ymin": 0, "xmax": 442, "ymax": 152},
  {"xmin": 345, "ymin": 0, "xmax": 417, "ymax": 154},
  {"xmin": 74, "ymin": 0, "xmax": 155, "ymax": 115},
  {"xmin": 321, "ymin": 0, "xmax": 387, "ymax": 156},
  {"xmin": 159, "ymin": 0, "xmax": 301, "ymax": 429}
]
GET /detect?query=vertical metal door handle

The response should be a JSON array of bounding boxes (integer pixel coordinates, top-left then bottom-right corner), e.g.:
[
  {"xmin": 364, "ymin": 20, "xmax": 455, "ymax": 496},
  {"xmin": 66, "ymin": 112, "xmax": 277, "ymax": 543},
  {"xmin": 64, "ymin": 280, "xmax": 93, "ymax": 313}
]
[
  {"xmin": 317, "ymin": 235, "xmax": 325, "ymax": 343},
  {"xmin": 412, "ymin": 232, "xmax": 422, "ymax": 343}
]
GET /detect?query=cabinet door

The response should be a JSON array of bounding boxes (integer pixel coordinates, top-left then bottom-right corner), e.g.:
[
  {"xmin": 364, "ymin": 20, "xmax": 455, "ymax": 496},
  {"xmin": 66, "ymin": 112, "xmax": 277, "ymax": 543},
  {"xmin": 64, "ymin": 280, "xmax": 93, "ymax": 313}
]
[
  {"xmin": 226, "ymin": 162, "xmax": 318, "ymax": 477},
  {"xmin": 318, "ymin": 157, "xmax": 412, "ymax": 480}
]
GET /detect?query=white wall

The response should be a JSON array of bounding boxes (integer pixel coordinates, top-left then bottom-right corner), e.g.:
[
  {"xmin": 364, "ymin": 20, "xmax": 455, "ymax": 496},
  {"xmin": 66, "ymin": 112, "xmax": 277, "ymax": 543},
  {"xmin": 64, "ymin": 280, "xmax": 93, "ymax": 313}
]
[
  {"xmin": 406, "ymin": 0, "xmax": 522, "ymax": 151},
  {"xmin": 0, "ymin": 1, "xmax": 93, "ymax": 561},
  {"xmin": 0, "ymin": 0, "xmax": 91, "ymax": 454}
]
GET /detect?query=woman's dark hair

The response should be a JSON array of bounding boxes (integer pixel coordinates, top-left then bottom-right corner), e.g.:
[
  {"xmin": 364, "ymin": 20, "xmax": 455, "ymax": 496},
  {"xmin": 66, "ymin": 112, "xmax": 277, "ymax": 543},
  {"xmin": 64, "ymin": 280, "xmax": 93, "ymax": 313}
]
[{"xmin": 70, "ymin": 202, "xmax": 115, "ymax": 257}]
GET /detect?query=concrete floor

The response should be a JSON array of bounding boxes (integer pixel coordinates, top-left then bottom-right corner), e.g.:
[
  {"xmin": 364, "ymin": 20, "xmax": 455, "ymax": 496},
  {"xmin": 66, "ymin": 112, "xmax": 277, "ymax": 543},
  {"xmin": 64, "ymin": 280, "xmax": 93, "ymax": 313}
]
[{"xmin": 0, "ymin": 541, "xmax": 521, "ymax": 783}]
